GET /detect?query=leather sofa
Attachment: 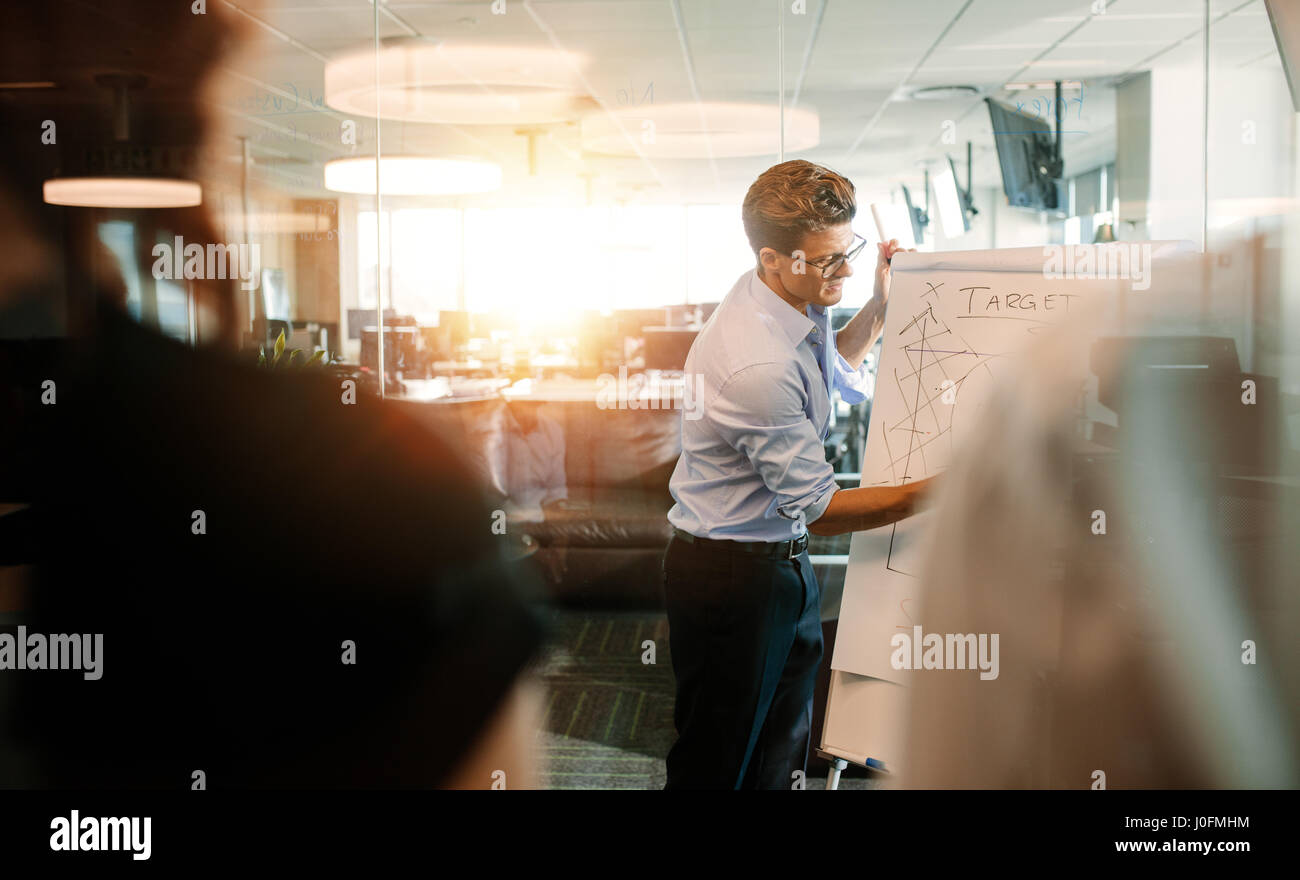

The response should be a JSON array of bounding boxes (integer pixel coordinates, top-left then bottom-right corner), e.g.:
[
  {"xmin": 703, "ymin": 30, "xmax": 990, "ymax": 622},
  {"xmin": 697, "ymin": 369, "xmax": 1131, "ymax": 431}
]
[
  {"xmin": 393, "ymin": 388, "xmax": 680, "ymax": 605},
  {"xmin": 393, "ymin": 385, "xmax": 850, "ymax": 609}
]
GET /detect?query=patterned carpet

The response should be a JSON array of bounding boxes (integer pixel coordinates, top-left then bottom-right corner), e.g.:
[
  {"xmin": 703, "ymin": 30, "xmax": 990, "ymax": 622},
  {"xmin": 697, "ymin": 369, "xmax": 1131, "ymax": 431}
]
[
  {"xmin": 534, "ymin": 608, "xmax": 875, "ymax": 790},
  {"xmin": 534, "ymin": 610, "xmax": 674, "ymax": 789}
]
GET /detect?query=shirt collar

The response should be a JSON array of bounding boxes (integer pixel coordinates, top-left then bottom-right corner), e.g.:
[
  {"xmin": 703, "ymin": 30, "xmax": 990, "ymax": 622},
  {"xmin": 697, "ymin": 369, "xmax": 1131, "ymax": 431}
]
[{"xmin": 746, "ymin": 269, "xmax": 818, "ymax": 347}]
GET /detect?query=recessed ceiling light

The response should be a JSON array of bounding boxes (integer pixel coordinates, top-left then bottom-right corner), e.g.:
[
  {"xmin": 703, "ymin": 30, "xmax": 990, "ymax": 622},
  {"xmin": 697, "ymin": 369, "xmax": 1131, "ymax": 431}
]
[
  {"xmin": 1025, "ymin": 60, "xmax": 1102, "ymax": 67},
  {"xmin": 906, "ymin": 85, "xmax": 981, "ymax": 101},
  {"xmin": 581, "ymin": 102, "xmax": 819, "ymax": 158},
  {"xmin": 325, "ymin": 42, "xmax": 589, "ymax": 125},
  {"xmin": 43, "ymin": 177, "xmax": 202, "ymax": 208},
  {"xmin": 1005, "ymin": 81, "xmax": 1084, "ymax": 90},
  {"xmin": 226, "ymin": 211, "xmax": 333, "ymax": 234},
  {"xmin": 323, "ymin": 156, "xmax": 502, "ymax": 195}
]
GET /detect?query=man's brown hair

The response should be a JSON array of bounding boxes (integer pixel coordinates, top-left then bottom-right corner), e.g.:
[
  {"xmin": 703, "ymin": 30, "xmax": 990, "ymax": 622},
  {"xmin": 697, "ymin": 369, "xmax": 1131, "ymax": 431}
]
[{"xmin": 741, "ymin": 159, "xmax": 856, "ymax": 258}]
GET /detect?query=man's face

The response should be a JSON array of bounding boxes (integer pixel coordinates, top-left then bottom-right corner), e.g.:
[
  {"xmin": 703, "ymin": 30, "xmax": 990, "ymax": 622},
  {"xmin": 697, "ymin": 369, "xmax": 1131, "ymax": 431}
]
[{"xmin": 760, "ymin": 222, "xmax": 856, "ymax": 310}]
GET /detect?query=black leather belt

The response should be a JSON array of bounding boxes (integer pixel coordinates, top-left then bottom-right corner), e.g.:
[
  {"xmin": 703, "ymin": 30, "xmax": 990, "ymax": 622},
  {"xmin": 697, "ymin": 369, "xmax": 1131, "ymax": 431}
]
[{"xmin": 672, "ymin": 527, "xmax": 809, "ymax": 560}]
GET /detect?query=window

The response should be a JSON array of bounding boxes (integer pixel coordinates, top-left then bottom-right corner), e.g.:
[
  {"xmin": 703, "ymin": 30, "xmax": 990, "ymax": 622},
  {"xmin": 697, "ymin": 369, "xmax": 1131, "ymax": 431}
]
[
  {"xmin": 358, "ymin": 209, "xmax": 463, "ymax": 323},
  {"xmin": 97, "ymin": 221, "xmax": 142, "ymax": 321},
  {"xmin": 357, "ymin": 204, "xmax": 759, "ymax": 319}
]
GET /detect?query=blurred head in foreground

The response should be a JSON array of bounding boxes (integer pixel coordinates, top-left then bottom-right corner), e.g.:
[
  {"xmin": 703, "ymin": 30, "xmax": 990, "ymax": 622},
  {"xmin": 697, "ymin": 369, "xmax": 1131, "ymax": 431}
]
[
  {"xmin": 0, "ymin": 0, "xmax": 546, "ymax": 789},
  {"xmin": 900, "ymin": 253, "xmax": 1299, "ymax": 789}
]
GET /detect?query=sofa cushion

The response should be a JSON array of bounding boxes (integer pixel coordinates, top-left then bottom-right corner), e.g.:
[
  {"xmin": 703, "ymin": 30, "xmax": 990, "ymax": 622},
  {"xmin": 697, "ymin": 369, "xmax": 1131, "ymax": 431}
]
[
  {"xmin": 390, "ymin": 395, "xmax": 510, "ymax": 504},
  {"xmin": 521, "ymin": 487, "xmax": 675, "ymax": 547},
  {"xmin": 538, "ymin": 399, "xmax": 682, "ymax": 490}
]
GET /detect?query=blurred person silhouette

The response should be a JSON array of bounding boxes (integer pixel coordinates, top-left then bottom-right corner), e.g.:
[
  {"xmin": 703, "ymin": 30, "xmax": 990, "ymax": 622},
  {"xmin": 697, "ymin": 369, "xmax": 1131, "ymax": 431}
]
[
  {"xmin": 502, "ymin": 398, "xmax": 571, "ymax": 585},
  {"xmin": 503, "ymin": 398, "xmax": 569, "ymax": 525},
  {"xmin": 0, "ymin": 0, "xmax": 546, "ymax": 788},
  {"xmin": 898, "ymin": 266, "xmax": 1299, "ymax": 789}
]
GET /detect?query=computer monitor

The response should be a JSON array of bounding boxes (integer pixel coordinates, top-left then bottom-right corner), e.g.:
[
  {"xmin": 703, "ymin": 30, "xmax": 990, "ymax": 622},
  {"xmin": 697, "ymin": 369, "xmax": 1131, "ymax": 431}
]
[
  {"xmin": 1266, "ymin": 0, "xmax": 1300, "ymax": 112},
  {"xmin": 1090, "ymin": 336, "xmax": 1279, "ymax": 468},
  {"xmin": 643, "ymin": 327, "xmax": 699, "ymax": 371},
  {"xmin": 438, "ymin": 311, "xmax": 470, "ymax": 350},
  {"xmin": 985, "ymin": 97, "xmax": 1062, "ymax": 211},
  {"xmin": 932, "ymin": 162, "xmax": 967, "ymax": 239},
  {"xmin": 360, "ymin": 326, "xmax": 421, "ymax": 374},
  {"xmin": 261, "ymin": 268, "xmax": 289, "ymax": 322},
  {"xmin": 901, "ymin": 184, "xmax": 927, "ymax": 246}
]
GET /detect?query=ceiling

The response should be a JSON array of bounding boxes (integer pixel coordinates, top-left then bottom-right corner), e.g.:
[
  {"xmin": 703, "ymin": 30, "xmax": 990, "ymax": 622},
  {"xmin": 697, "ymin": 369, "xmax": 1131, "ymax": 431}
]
[{"xmin": 23, "ymin": 0, "xmax": 1288, "ymax": 209}]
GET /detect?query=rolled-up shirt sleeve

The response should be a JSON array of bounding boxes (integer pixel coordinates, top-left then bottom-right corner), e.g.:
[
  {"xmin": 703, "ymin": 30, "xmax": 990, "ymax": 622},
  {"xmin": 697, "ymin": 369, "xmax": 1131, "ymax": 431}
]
[
  {"xmin": 705, "ymin": 362, "xmax": 839, "ymax": 529},
  {"xmin": 832, "ymin": 349, "xmax": 875, "ymax": 405}
]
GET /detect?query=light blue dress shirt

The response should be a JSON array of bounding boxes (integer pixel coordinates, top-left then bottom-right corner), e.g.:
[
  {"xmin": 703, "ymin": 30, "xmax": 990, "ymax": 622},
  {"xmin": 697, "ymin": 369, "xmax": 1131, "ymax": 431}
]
[{"xmin": 667, "ymin": 268, "xmax": 875, "ymax": 542}]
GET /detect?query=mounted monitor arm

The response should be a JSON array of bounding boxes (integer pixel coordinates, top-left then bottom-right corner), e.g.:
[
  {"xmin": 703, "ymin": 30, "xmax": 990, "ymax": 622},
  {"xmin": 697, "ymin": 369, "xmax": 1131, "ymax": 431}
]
[
  {"xmin": 1055, "ymin": 80, "xmax": 1063, "ymax": 169},
  {"xmin": 1040, "ymin": 80, "xmax": 1066, "ymax": 181},
  {"xmin": 923, "ymin": 167, "xmax": 930, "ymax": 222},
  {"xmin": 960, "ymin": 141, "xmax": 979, "ymax": 227},
  {"xmin": 900, "ymin": 180, "xmax": 929, "ymax": 246},
  {"xmin": 966, "ymin": 140, "xmax": 974, "ymax": 199}
]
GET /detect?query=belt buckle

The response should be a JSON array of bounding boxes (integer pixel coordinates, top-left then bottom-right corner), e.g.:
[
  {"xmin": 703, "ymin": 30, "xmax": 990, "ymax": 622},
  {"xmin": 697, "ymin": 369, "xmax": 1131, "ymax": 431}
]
[{"xmin": 787, "ymin": 534, "xmax": 805, "ymax": 559}]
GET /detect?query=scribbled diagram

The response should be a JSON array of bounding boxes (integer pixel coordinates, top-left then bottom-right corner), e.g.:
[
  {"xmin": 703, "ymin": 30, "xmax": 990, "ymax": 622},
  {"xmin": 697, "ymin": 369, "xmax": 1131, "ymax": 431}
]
[
  {"xmin": 849, "ymin": 272, "xmax": 1081, "ymax": 654},
  {"xmin": 865, "ymin": 281, "xmax": 1004, "ymax": 579},
  {"xmin": 831, "ymin": 246, "xmax": 1151, "ymax": 683}
]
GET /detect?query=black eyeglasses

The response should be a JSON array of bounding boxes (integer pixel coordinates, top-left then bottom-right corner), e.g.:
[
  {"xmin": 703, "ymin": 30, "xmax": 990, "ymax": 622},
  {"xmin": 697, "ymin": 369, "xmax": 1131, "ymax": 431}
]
[{"xmin": 804, "ymin": 233, "xmax": 868, "ymax": 278}]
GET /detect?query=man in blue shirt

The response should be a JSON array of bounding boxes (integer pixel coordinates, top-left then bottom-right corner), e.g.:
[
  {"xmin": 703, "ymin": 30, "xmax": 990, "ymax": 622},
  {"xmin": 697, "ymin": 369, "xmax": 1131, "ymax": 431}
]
[{"xmin": 663, "ymin": 159, "xmax": 935, "ymax": 789}]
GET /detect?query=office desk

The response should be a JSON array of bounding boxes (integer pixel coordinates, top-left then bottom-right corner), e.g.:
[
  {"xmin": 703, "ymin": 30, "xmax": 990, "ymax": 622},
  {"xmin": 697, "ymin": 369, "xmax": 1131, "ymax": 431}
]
[{"xmin": 394, "ymin": 377, "xmax": 509, "ymax": 402}]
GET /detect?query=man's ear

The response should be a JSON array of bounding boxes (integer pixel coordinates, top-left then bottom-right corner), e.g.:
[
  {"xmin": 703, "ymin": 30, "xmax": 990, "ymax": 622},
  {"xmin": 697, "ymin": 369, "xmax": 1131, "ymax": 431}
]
[{"xmin": 758, "ymin": 247, "xmax": 782, "ymax": 275}]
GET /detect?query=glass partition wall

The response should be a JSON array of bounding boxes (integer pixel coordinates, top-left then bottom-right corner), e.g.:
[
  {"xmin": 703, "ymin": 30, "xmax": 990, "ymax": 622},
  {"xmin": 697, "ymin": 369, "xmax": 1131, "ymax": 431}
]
[
  {"xmin": 174, "ymin": 0, "xmax": 1298, "ymax": 396},
  {"xmin": 351, "ymin": 0, "xmax": 784, "ymax": 388},
  {"xmin": 30, "ymin": 2, "xmax": 1298, "ymax": 382}
]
